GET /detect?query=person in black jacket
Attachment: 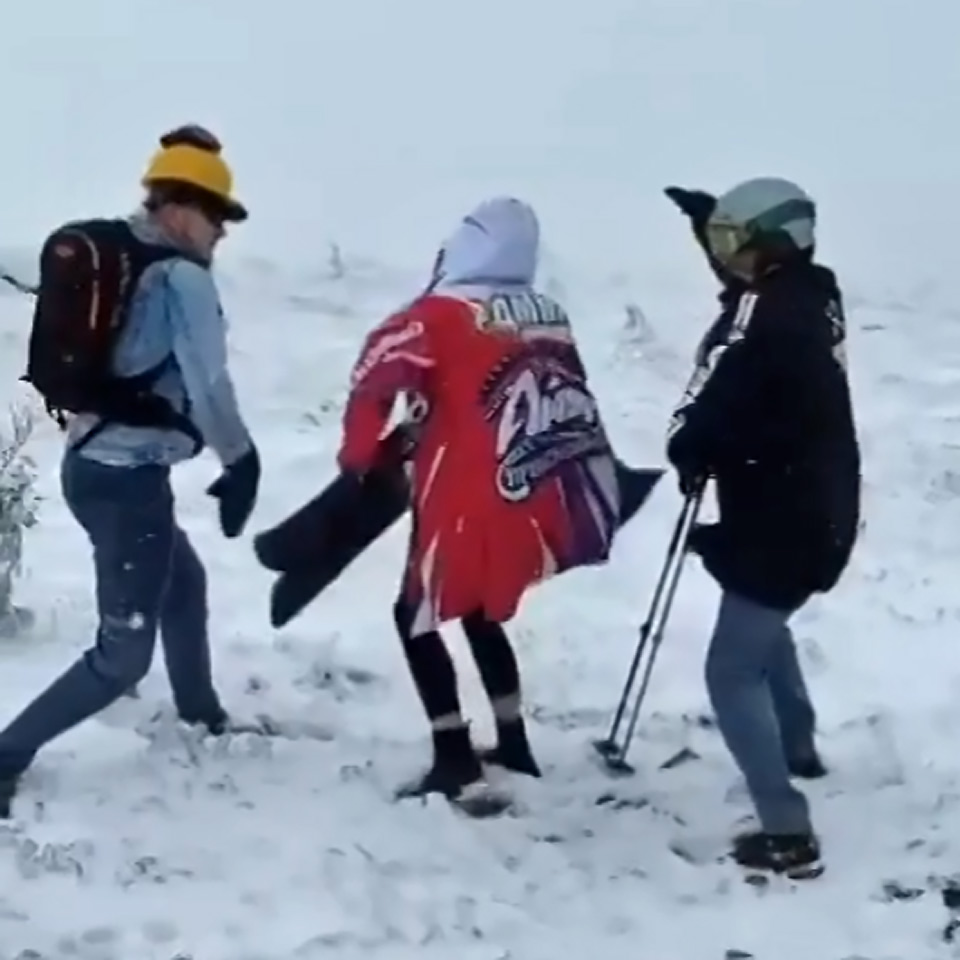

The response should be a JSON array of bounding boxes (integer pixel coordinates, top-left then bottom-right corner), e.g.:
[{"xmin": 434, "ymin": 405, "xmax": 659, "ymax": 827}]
[{"xmin": 664, "ymin": 177, "xmax": 861, "ymax": 878}]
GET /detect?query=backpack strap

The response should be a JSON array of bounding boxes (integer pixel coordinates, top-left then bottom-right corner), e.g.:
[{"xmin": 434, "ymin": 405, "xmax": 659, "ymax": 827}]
[
  {"xmin": 69, "ymin": 353, "xmax": 205, "ymax": 455},
  {"xmin": 69, "ymin": 228, "xmax": 208, "ymax": 455}
]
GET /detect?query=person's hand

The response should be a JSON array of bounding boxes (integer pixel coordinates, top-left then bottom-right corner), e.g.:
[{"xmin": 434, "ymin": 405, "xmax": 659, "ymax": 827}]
[
  {"xmin": 207, "ymin": 444, "xmax": 261, "ymax": 538},
  {"xmin": 664, "ymin": 187, "xmax": 716, "ymax": 228},
  {"xmin": 677, "ymin": 468, "xmax": 708, "ymax": 498}
]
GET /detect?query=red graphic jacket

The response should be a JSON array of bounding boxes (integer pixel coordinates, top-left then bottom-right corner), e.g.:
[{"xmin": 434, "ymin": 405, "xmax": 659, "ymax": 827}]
[{"xmin": 338, "ymin": 288, "xmax": 620, "ymax": 635}]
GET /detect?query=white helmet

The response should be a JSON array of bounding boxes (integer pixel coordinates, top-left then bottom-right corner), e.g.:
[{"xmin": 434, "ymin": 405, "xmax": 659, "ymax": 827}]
[{"xmin": 706, "ymin": 177, "xmax": 816, "ymax": 263}]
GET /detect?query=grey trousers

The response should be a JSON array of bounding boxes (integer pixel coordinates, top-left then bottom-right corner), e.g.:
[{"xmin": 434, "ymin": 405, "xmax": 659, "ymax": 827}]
[{"xmin": 705, "ymin": 591, "xmax": 817, "ymax": 834}]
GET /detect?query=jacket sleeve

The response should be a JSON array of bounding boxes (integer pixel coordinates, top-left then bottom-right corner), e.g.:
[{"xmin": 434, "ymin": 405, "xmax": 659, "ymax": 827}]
[
  {"xmin": 164, "ymin": 260, "xmax": 253, "ymax": 465},
  {"xmin": 667, "ymin": 291, "xmax": 804, "ymax": 474},
  {"xmin": 668, "ymin": 288, "xmax": 849, "ymax": 477},
  {"xmin": 338, "ymin": 307, "xmax": 437, "ymax": 473},
  {"xmin": 667, "ymin": 341, "xmax": 758, "ymax": 477}
]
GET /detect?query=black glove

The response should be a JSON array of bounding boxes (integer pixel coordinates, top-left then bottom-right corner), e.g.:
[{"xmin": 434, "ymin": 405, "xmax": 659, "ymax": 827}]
[
  {"xmin": 376, "ymin": 423, "xmax": 419, "ymax": 468},
  {"xmin": 664, "ymin": 187, "xmax": 716, "ymax": 228},
  {"xmin": 677, "ymin": 468, "xmax": 708, "ymax": 498},
  {"xmin": 207, "ymin": 445, "xmax": 261, "ymax": 538},
  {"xmin": 667, "ymin": 429, "xmax": 704, "ymax": 494}
]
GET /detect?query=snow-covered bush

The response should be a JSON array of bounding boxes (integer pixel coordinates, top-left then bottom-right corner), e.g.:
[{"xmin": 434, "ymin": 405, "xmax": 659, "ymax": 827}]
[{"xmin": 0, "ymin": 402, "xmax": 39, "ymax": 618}]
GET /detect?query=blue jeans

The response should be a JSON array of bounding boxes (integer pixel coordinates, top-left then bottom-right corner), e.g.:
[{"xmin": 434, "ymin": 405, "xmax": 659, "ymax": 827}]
[
  {"xmin": 0, "ymin": 453, "xmax": 223, "ymax": 777},
  {"xmin": 705, "ymin": 591, "xmax": 816, "ymax": 834}
]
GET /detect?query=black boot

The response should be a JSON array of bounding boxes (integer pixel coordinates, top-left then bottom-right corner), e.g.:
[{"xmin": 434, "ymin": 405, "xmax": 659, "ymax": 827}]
[
  {"xmin": 180, "ymin": 706, "xmax": 231, "ymax": 736},
  {"xmin": 396, "ymin": 726, "xmax": 509, "ymax": 817},
  {"xmin": 732, "ymin": 829, "xmax": 823, "ymax": 879},
  {"xmin": 788, "ymin": 751, "xmax": 828, "ymax": 780},
  {"xmin": 479, "ymin": 718, "xmax": 542, "ymax": 778},
  {"xmin": 0, "ymin": 774, "xmax": 21, "ymax": 820},
  {"xmin": 397, "ymin": 725, "xmax": 483, "ymax": 799}
]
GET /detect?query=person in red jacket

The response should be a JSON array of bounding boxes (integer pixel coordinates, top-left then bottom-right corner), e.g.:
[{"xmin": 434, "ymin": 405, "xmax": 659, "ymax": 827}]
[{"xmin": 338, "ymin": 197, "xmax": 621, "ymax": 815}]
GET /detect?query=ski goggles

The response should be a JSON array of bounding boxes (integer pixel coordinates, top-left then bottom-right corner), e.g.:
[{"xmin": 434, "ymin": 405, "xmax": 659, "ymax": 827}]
[
  {"xmin": 705, "ymin": 197, "xmax": 816, "ymax": 262},
  {"xmin": 704, "ymin": 219, "xmax": 750, "ymax": 261}
]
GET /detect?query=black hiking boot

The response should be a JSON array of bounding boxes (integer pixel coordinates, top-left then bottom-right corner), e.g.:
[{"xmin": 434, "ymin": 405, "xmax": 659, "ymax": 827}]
[
  {"xmin": 201, "ymin": 710, "xmax": 231, "ymax": 736},
  {"xmin": 732, "ymin": 829, "xmax": 823, "ymax": 879},
  {"xmin": 396, "ymin": 726, "xmax": 510, "ymax": 817},
  {"xmin": 0, "ymin": 774, "xmax": 21, "ymax": 820},
  {"xmin": 180, "ymin": 707, "xmax": 231, "ymax": 736},
  {"xmin": 788, "ymin": 751, "xmax": 828, "ymax": 780},
  {"xmin": 478, "ymin": 719, "xmax": 542, "ymax": 778}
]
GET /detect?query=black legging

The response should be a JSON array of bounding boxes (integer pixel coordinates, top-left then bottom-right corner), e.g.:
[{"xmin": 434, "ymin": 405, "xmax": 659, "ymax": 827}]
[{"xmin": 392, "ymin": 598, "xmax": 520, "ymax": 724}]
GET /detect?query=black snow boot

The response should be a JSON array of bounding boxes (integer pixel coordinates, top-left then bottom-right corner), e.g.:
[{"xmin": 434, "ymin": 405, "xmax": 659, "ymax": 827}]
[
  {"xmin": 180, "ymin": 706, "xmax": 231, "ymax": 736},
  {"xmin": 732, "ymin": 829, "xmax": 823, "ymax": 879},
  {"xmin": 200, "ymin": 710, "xmax": 231, "ymax": 736},
  {"xmin": 396, "ymin": 726, "xmax": 509, "ymax": 817},
  {"xmin": 0, "ymin": 774, "xmax": 21, "ymax": 820},
  {"xmin": 788, "ymin": 751, "xmax": 828, "ymax": 780},
  {"xmin": 479, "ymin": 719, "xmax": 542, "ymax": 778}
]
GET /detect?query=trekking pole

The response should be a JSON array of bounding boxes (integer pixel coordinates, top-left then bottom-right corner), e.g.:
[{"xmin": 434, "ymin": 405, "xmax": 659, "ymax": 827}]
[{"xmin": 593, "ymin": 483, "xmax": 704, "ymax": 775}]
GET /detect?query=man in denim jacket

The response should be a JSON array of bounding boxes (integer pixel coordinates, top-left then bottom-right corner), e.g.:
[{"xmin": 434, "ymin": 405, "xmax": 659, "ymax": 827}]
[{"xmin": 0, "ymin": 126, "xmax": 260, "ymax": 816}]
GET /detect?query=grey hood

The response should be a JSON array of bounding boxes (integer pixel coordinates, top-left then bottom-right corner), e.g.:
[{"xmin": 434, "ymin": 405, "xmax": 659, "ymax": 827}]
[{"xmin": 430, "ymin": 196, "xmax": 540, "ymax": 299}]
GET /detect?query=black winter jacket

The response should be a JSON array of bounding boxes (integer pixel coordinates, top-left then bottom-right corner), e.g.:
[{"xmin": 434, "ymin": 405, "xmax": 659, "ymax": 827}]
[{"xmin": 667, "ymin": 258, "xmax": 861, "ymax": 611}]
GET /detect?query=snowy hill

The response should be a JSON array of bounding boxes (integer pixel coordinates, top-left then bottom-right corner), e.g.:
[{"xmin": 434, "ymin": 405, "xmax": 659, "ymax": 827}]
[{"xmin": 2, "ymin": 1, "xmax": 960, "ymax": 958}]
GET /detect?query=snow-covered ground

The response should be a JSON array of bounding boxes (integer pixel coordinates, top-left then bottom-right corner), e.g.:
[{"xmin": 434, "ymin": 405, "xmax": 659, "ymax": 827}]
[{"xmin": 2, "ymin": 1, "xmax": 960, "ymax": 957}]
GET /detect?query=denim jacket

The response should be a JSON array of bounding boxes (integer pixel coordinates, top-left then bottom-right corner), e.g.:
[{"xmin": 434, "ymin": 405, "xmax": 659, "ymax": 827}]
[{"xmin": 65, "ymin": 211, "xmax": 252, "ymax": 468}]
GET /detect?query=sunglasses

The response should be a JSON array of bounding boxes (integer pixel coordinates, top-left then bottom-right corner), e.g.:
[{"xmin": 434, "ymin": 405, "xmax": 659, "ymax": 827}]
[{"xmin": 189, "ymin": 195, "xmax": 231, "ymax": 228}]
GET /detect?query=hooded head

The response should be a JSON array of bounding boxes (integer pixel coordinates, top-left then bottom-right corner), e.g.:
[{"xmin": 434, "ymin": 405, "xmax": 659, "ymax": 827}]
[{"xmin": 430, "ymin": 196, "xmax": 540, "ymax": 297}]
